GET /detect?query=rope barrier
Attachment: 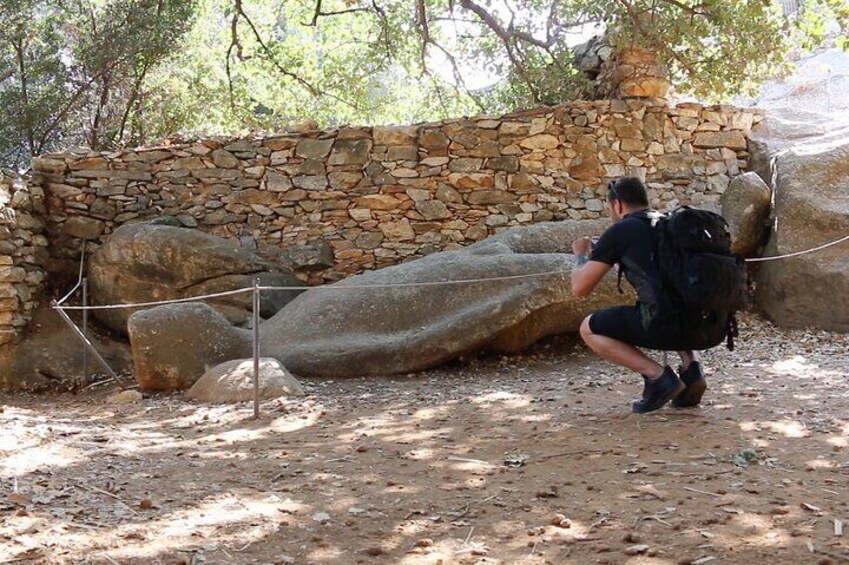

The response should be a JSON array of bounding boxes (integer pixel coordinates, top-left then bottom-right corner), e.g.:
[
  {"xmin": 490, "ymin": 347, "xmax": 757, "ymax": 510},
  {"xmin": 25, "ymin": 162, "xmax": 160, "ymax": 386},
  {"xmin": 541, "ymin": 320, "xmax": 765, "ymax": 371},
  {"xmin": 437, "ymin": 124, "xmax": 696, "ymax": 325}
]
[
  {"xmin": 51, "ymin": 233, "xmax": 848, "ymax": 312},
  {"xmin": 743, "ymin": 234, "xmax": 849, "ymax": 263},
  {"xmin": 52, "ymin": 268, "xmax": 572, "ymax": 310},
  {"xmin": 54, "ymin": 287, "xmax": 253, "ymax": 311}
]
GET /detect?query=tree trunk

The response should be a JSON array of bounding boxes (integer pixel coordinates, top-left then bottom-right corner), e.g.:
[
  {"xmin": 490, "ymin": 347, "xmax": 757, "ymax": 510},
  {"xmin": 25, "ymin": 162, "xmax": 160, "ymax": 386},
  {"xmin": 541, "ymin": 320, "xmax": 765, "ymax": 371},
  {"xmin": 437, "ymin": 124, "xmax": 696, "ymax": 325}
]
[
  {"xmin": 13, "ymin": 38, "xmax": 35, "ymax": 157},
  {"xmin": 90, "ymin": 74, "xmax": 112, "ymax": 149}
]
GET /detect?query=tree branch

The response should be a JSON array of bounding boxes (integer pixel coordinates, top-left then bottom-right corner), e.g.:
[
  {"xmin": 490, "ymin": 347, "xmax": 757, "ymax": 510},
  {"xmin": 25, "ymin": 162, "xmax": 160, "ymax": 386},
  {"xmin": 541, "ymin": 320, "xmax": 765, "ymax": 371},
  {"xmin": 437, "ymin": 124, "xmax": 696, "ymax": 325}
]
[
  {"xmin": 459, "ymin": 0, "xmax": 552, "ymax": 48},
  {"xmin": 416, "ymin": 0, "xmax": 429, "ymax": 70},
  {"xmin": 11, "ymin": 37, "xmax": 35, "ymax": 156},
  {"xmin": 226, "ymin": 4, "xmax": 243, "ymax": 111},
  {"xmin": 369, "ymin": 0, "xmax": 393, "ymax": 61},
  {"xmin": 305, "ymin": 0, "xmax": 371, "ymax": 26},
  {"xmin": 654, "ymin": 0, "xmax": 707, "ymax": 16},
  {"xmin": 546, "ymin": 0, "xmax": 558, "ymax": 44},
  {"xmin": 458, "ymin": 0, "xmax": 542, "ymax": 103},
  {"xmin": 89, "ymin": 72, "xmax": 112, "ymax": 149},
  {"xmin": 231, "ymin": 0, "xmax": 360, "ymax": 111},
  {"xmin": 35, "ymin": 66, "xmax": 112, "ymax": 155},
  {"xmin": 415, "ymin": 0, "xmax": 485, "ymax": 111}
]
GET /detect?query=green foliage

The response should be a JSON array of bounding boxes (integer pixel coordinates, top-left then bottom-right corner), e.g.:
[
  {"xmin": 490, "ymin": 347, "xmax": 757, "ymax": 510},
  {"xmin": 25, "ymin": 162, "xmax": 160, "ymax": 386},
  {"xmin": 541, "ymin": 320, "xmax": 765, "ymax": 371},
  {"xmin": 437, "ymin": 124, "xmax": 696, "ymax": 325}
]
[
  {"xmin": 792, "ymin": 0, "xmax": 849, "ymax": 51},
  {"xmin": 0, "ymin": 0, "xmax": 846, "ymax": 168},
  {"xmin": 606, "ymin": 0, "xmax": 795, "ymax": 101},
  {"xmin": 145, "ymin": 0, "xmax": 846, "ymax": 131},
  {"xmin": 0, "ymin": 0, "xmax": 196, "ymax": 169}
]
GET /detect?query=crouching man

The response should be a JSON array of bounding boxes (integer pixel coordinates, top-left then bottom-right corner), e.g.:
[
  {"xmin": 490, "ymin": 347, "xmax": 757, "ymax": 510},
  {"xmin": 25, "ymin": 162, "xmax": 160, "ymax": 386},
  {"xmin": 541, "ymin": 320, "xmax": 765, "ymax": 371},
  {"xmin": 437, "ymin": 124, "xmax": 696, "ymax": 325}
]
[{"xmin": 570, "ymin": 177, "xmax": 709, "ymax": 413}]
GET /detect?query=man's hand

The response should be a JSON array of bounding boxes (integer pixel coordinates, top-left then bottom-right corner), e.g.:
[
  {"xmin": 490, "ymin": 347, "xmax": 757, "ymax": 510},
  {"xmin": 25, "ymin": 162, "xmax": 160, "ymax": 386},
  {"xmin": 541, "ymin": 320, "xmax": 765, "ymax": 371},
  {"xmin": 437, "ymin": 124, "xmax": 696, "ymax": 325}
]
[
  {"xmin": 570, "ymin": 236, "xmax": 609, "ymax": 298},
  {"xmin": 572, "ymin": 236, "xmax": 592, "ymax": 257}
]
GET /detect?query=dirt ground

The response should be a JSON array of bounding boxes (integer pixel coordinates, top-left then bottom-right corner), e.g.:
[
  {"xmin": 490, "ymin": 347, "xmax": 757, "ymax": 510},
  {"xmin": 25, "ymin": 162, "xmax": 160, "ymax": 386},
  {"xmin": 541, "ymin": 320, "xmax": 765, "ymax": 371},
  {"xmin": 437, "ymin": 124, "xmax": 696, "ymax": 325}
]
[{"xmin": 1, "ymin": 312, "xmax": 847, "ymax": 565}]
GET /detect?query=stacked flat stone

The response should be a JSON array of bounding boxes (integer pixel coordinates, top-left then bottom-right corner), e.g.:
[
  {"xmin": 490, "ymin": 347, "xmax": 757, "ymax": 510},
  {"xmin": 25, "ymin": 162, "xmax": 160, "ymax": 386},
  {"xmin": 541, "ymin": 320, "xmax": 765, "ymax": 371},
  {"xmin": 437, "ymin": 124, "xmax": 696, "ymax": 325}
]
[
  {"xmin": 596, "ymin": 47, "xmax": 672, "ymax": 99},
  {"xmin": 32, "ymin": 100, "xmax": 762, "ymax": 285},
  {"xmin": 0, "ymin": 176, "xmax": 48, "ymax": 345}
]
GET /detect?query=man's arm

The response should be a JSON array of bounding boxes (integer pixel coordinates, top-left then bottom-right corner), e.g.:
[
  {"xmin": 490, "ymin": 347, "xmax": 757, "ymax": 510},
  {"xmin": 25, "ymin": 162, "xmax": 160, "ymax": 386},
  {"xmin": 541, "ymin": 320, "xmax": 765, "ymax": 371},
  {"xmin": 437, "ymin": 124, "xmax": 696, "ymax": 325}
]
[{"xmin": 571, "ymin": 260, "xmax": 612, "ymax": 298}]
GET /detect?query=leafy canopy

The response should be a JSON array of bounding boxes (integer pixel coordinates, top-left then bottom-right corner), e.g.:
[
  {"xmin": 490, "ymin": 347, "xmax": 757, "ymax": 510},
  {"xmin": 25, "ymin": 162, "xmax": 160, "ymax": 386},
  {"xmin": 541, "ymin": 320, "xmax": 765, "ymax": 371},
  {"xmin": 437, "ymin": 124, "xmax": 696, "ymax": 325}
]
[{"xmin": 0, "ymin": 0, "xmax": 846, "ymax": 168}]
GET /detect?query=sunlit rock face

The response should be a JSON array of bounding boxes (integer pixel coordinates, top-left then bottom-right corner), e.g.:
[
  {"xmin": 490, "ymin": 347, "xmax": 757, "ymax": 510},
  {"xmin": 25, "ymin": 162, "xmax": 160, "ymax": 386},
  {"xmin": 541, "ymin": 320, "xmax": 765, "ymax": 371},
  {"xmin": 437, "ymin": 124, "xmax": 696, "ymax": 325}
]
[{"xmin": 754, "ymin": 137, "xmax": 849, "ymax": 332}]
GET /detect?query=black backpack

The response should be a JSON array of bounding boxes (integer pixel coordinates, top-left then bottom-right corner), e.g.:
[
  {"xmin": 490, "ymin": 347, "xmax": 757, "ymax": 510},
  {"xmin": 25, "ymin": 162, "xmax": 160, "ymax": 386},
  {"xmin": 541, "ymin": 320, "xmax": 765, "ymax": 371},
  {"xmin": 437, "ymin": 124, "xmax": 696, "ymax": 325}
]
[{"xmin": 646, "ymin": 207, "xmax": 748, "ymax": 350}]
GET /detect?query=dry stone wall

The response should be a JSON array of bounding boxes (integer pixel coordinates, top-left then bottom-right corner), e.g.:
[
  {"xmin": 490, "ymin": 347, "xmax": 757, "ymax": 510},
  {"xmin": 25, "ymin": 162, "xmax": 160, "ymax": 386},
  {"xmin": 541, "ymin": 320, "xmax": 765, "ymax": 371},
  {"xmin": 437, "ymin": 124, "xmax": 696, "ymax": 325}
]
[
  {"xmin": 0, "ymin": 175, "xmax": 48, "ymax": 345},
  {"xmin": 33, "ymin": 99, "xmax": 762, "ymax": 284}
]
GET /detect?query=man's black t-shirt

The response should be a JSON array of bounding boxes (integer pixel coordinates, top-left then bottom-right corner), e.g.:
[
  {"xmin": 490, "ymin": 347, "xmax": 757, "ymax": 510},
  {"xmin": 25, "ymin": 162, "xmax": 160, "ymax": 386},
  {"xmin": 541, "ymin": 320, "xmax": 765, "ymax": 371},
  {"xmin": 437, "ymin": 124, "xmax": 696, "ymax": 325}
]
[{"xmin": 590, "ymin": 210, "xmax": 671, "ymax": 322}]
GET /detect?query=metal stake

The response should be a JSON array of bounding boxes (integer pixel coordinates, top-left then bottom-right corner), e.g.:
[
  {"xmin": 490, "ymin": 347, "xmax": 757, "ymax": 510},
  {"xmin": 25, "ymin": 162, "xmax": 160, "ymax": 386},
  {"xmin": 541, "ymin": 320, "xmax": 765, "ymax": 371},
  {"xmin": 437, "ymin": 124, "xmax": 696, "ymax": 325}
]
[
  {"xmin": 252, "ymin": 277, "xmax": 261, "ymax": 419},
  {"xmin": 826, "ymin": 69, "xmax": 832, "ymax": 115},
  {"xmin": 52, "ymin": 301, "xmax": 126, "ymax": 388},
  {"xmin": 82, "ymin": 277, "xmax": 89, "ymax": 383}
]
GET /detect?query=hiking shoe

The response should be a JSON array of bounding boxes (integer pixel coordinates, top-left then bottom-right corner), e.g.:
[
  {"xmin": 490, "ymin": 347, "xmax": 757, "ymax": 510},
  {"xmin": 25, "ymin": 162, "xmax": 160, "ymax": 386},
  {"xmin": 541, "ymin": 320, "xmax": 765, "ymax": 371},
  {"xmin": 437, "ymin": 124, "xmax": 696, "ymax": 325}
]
[
  {"xmin": 672, "ymin": 361, "xmax": 707, "ymax": 408},
  {"xmin": 632, "ymin": 366, "xmax": 685, "ymax": 414}
]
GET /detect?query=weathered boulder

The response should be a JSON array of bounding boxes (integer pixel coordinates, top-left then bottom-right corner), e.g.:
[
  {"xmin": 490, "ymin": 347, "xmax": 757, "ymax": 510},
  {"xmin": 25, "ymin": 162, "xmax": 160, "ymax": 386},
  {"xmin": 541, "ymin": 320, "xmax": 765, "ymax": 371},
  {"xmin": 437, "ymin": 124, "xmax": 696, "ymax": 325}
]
[
  {"xmin": 721, "ymin": 172, "xmax": 771, "ymax": 256},
  {"xmin": 128, "ymin": 303, "xmax": 252, "ymax": 391},
  {"xmin": 186, "ymin": 357, "xmax": 304, "ymax": 403},
  {"xmin": 88, "ymin": 224, "xmax": 305, "ymax": 334},
  {"xmin": 0, "ymin": 305, "xmax": 132, "ymax": 391},
  {"xmin": 755, "ymin": 139, "xmax": 849, "ymax": 331},
  {"xmin": 748, "ymin": 107, "xmax": 849, "ymax": 186},
  {"xmin": 260, "ymin": 219, "xmax": 633, "ymax": 378}
]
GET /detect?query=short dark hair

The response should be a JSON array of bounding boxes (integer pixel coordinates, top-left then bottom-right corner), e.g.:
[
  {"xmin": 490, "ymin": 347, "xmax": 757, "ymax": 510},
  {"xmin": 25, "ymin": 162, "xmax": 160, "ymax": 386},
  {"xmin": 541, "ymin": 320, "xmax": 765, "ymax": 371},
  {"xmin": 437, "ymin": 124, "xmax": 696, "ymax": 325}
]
[{"xmin": 607, "ymin": 176, "xmax": 649, "ymax": 207}]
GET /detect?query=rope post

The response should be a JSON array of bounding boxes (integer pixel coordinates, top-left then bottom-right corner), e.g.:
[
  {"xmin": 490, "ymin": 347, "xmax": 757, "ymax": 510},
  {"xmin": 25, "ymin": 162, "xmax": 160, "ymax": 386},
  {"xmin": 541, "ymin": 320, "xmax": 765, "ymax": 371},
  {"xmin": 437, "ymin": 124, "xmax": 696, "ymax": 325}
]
[
  {"xmin": 826, "ymin": 69, "xmax": 832, "ymax": 115},
  {"xmin": 252, "ymin": 276, "xmax": 261, "ymax": 419},
  {"xmin": 82, "ymin": 277, "xmax": 89, "ymax": 383}
]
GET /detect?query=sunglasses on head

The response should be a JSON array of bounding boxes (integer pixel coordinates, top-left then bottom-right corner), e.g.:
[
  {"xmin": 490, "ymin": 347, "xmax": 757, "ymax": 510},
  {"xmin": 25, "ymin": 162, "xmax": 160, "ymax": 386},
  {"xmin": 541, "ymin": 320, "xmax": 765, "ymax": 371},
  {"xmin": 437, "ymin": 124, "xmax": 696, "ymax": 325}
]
[{"xmin": 607, "ymin": 180, "xmax": 620, "ymax": 201}]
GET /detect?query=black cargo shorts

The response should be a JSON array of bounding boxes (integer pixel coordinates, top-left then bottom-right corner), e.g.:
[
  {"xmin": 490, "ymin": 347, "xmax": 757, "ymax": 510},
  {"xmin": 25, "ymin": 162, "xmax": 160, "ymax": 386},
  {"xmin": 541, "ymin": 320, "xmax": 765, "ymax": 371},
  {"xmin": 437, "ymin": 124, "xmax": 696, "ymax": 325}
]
[{"xmin": 589, "ymin": 303, "xmax": 728, "ymax": 351}]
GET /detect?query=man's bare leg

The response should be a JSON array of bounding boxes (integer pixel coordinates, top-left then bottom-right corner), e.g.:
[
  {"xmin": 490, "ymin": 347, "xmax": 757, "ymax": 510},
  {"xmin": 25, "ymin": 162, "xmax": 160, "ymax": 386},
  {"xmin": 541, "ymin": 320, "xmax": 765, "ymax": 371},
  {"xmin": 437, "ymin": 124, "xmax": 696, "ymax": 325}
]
[
  {"xmin": 678, "ymin": 350, "xmax": 699, "ymax": 370},
  {"xmin": 579, "ymin": 316, "xmax": 664, "ymax": 379},
  {"xmin": 672, "ymin": 350, "xmax": 706, "ymax": 407}
]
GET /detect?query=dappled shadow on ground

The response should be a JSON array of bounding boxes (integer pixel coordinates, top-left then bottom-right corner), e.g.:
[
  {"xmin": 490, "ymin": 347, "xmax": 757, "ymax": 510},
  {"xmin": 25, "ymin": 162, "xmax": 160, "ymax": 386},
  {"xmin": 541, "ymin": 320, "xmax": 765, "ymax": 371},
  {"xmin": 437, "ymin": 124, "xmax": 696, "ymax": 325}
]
[{"xmin": 0, "ymin": 313, "xmax": 847, "ymax": 565}]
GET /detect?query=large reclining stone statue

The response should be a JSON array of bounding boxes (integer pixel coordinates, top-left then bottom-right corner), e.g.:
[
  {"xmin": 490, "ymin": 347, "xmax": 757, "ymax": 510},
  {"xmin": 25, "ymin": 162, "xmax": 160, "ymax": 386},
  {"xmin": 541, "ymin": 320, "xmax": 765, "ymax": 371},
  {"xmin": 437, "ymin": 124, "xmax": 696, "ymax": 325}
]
[
  {"xmin": 129, "ymin": 219, "xmax": 634, "ymax": 388},
  {"xmin": 258, "ymin": 219, "xmax": 631, "ymax": 379}
]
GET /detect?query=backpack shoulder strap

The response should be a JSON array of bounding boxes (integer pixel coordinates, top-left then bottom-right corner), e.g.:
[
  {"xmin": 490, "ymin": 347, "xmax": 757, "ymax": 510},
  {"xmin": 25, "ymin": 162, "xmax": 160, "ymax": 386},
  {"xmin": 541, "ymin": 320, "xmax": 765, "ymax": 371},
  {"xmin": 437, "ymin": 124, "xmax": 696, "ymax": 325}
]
[
  {"xmin": 629, "ymin": 209, "xmax": 666, "ymax": 226},
  {"xmin": 615, "ymin": 209, "xmax": 666, "ymax": 295}
]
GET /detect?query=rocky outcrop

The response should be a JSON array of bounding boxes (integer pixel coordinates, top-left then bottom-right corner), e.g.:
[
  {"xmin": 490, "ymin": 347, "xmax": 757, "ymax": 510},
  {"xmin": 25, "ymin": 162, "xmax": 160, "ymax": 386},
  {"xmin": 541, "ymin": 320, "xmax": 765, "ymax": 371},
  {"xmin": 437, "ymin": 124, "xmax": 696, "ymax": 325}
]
[
  {"xmin": 721, "ymin": 172, "xmax": 771, "ymax": 256},
  {"xmin": 127, "ymin": 303, "xmax": 252, "ymax": 391},
  {"xmin": 186, "ymin": 358, "xmax": 304, "ymax": 403},
  {"xmin": 88, "ymin": 224, "xmax": 304, "ymax": 334},
  {"xmin": 260, "ymin": 220, "xmax": 634, "ymax": 378},
  {"xmin": 755, "ymin": 139, "xmax": 849, "ymax": 331},
  {"xmin": 747, "ymin": 108, "xmax": 849, "ymax": 186}
]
